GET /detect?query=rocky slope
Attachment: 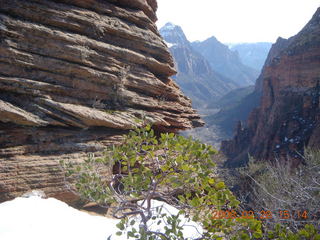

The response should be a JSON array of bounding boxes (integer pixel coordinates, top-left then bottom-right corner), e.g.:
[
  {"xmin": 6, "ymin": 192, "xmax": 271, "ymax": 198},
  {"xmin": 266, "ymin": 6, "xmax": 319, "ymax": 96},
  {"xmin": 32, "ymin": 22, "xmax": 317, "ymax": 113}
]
[
  {"xmin": 221, "ymin": 7, "xmax": 320, "ymax": 167},
  {"xmin": 192, "ymin": 37, "xmax": 260, "ymax": 86},
  {"xmin": 0, "ymin": 0, "xmax": 203, "ymax": 203},
  {"xmin": 160, "ymin": 23, "xmax": 238, "ymax": 108}
]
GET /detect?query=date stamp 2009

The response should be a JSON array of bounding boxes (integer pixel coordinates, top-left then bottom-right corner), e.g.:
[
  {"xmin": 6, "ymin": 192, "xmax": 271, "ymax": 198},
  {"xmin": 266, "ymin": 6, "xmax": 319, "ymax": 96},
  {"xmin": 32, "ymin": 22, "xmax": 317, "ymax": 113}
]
[{"xmin": 212, "ymin": 210, "xmax": 316, "ymax": 220}]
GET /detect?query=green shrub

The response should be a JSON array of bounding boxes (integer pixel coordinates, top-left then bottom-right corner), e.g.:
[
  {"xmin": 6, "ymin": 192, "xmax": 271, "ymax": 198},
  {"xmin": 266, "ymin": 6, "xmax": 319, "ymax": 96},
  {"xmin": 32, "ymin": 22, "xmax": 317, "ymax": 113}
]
[{"xmin": 61, "ymin": 126, "xmax": 319, "ymax": 239}]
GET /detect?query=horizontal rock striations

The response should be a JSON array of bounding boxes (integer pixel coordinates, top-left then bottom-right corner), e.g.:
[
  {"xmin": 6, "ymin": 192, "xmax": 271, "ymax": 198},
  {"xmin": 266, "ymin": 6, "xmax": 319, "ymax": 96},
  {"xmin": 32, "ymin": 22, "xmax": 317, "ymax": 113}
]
[
  {"xmin": 0, "ymin": 0, "xmax": 203, "ymax": 203},
  {"xmin": 221, "ymin": 8, "xmax": 320, "ymax": 167}
]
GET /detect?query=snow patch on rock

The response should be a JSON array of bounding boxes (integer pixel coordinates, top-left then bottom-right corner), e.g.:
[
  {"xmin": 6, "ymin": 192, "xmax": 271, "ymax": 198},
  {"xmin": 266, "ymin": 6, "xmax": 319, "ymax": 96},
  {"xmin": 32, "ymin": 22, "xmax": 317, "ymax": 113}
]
[{"xmin": 0, "ymin": 196, "xmax": 202, "ymax": 240}]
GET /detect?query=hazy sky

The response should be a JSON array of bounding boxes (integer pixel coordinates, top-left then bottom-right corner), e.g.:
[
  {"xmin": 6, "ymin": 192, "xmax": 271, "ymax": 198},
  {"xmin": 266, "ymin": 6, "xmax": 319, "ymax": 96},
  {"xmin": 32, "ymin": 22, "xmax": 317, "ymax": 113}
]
[{"xmin": 156, "ymin": 0, "xmax": 320, "ymax": 43}]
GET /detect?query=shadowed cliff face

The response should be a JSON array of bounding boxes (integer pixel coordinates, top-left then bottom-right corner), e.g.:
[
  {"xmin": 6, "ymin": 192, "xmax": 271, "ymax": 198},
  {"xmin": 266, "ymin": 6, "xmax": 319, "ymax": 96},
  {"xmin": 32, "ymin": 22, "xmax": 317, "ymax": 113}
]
[
  {"xmin": 0, "ymin": 0, "xmax": 203, "ymax": 203},
  {"xmin": 221, "ymin": 8, "xmax": 320, "ymax": 167}
]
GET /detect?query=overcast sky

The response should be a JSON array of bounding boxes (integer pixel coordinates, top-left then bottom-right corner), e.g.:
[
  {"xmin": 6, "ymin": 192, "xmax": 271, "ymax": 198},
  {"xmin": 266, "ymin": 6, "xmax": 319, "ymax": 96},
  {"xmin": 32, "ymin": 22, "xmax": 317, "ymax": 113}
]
[{"xmin": 156, "ymin": 0, "xmax": 320, "ymax": 43}]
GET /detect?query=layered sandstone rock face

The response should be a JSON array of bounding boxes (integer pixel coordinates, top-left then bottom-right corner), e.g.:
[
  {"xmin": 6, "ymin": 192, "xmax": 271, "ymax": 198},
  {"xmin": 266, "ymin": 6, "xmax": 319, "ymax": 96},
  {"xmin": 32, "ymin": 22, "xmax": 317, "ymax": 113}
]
[
  {"xmin": 222, "ymin": 8, "xmax": 320, "ymax": 167},
  {"xmin": 0, "ymin": 0, "xmax": 203, "ymax": 203}
]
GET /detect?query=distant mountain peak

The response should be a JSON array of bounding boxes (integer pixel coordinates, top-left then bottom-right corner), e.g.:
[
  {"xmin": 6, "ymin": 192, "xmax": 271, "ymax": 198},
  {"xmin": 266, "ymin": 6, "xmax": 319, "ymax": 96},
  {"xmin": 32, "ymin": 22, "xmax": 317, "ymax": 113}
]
[
  {"xmin": 206, "ymin": 35, "xmax": 219, "ymax": 42},
  {"xmin": 229, "ymin": 42, "xmax": 272, "ymax": 71},
  {"xmin": 159, "ymin": 23, "xmax": 239, "ymax": 108},
  {"xmin": 162, "ymin": 22, "xmax": 177, "ymax": 30},
  {"xmin": 159, "ymin": 22, "xmax": 189, "ymax": 45},
  {"xmin": 191, "ymin": 36, "xmax": 259, "ymax": 86}
]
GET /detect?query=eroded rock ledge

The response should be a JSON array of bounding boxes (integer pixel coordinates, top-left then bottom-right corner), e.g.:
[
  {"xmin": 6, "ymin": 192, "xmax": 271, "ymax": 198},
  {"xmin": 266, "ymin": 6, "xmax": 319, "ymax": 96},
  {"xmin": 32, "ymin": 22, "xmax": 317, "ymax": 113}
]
[{"xmin": 0, "ymin": 0, "xmax": 203, "ymax": 203}]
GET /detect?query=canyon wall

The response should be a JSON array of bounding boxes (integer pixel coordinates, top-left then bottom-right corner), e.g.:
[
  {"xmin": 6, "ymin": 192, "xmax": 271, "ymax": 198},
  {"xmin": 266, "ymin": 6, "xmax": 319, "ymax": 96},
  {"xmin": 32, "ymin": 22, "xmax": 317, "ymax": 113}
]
[
  {"xmin": 0, "ymin": 0, "xmax": 203, "ymax": 203},
  {"xmin": 222, "ymin": 8, "xmax": 320, "ymax": 167}
]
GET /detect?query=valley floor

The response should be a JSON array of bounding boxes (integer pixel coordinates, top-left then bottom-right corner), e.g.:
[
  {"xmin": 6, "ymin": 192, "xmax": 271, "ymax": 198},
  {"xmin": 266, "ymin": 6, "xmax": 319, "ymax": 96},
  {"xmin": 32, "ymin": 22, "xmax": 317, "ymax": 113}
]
[{"xmin": 181, "ymin": 108, "xmax": 229, "ymax": 149}]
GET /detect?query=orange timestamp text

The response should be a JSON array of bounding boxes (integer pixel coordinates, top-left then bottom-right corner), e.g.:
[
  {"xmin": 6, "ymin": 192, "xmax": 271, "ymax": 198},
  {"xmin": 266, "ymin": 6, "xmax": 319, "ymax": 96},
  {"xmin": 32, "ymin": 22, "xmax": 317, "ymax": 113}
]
[{"xmin": 212, "ymin": 210, "xmax": 310, "ymax": 220}]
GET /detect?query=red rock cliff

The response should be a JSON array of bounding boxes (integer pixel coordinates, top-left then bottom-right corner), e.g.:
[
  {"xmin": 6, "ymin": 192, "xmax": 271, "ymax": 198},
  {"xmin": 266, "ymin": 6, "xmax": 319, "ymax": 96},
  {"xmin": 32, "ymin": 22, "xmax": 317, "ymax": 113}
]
[
  {"xmin": 221, "ymin": 8, "xmax": 320, "ymax": 167},
  {"xmin": 0, "ymin": 0, "xmax": 203, "ymax": 202}
]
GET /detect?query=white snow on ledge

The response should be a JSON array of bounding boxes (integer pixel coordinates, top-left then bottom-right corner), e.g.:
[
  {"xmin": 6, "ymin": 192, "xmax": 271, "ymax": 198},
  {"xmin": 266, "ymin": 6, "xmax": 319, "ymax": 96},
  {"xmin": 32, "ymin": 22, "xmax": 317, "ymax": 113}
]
[
  {"xmin": 0, "ymin": 196, "xmax": 202, "ymax": 240},
  {"xmin": 0, "ymin": 196, "xmax": 119, "ymax": 240}
]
